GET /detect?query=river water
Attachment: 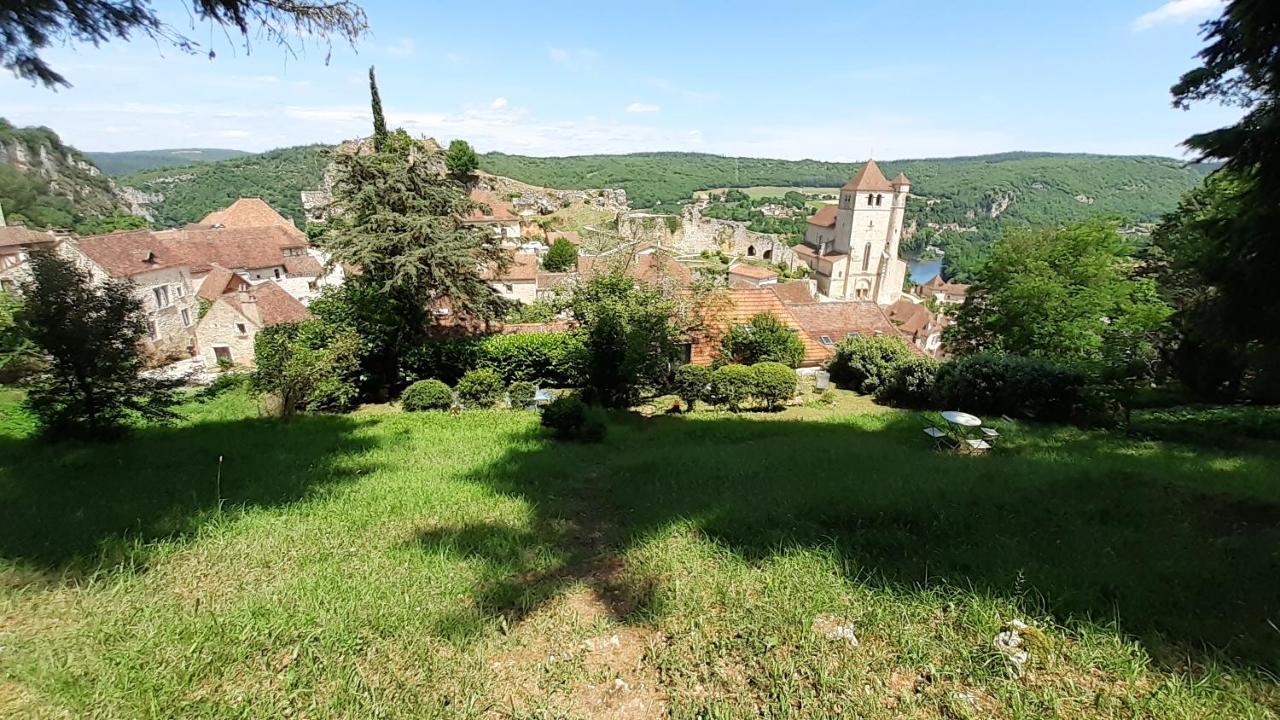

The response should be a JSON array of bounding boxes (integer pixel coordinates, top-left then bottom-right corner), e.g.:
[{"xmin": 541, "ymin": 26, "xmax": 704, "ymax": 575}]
[{"xmin": 908, "ymin": 257, "xmax": 942, "ymax": 284}]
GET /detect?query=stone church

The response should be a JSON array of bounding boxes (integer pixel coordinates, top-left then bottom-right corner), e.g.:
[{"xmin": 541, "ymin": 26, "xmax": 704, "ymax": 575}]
[{"xmin": 793, "ymin": 159, "xmax": 910, "ymax": 305}]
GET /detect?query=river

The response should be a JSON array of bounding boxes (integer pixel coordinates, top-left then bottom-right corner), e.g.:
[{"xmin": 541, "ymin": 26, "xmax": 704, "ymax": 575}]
[{"xmin": 908, "ymin": 257, "xmax": 942, "ymax": 284}]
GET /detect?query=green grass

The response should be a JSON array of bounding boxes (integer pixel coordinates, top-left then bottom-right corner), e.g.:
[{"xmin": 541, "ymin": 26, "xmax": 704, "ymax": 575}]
[{"xmin": 2, "ymin": 388, "xmax": 1279, "ymax": 718}]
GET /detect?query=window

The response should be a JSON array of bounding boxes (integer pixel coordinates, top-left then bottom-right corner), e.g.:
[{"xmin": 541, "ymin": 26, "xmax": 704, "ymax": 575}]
[
  {"xmin": 747, "ymin": 245, "xmax": 756, "ymax": 257},
  {"xmin": 862, "ymin": 242, "xmax": 872, "ymax": 272},
  {"xmin": 503, "ymin": 283, "xmax": 514, "ymax": 293},
  {"xmin": 846, "ymin": 332, "xmax": 859, "ymax": 338},
  {"xmin": 214, "ymin": 346, "xmax": 232, "ymax": 364},
  {"xmin": 147, "ymin": 320, "xmax": 158, "ymax": 340},
  {"xmin": 153, "ymin": 286, "xmax": 170, "ymax": 308},
  {"xmin": 875, "ymin": 194, "xmax": 883, "ymax": 207},
  {"xmin": 173, "ymin": 283, "xmax": 185, "ymax": 298},
  {"xmin": 180, "ymin": 308, "xmax": 191, "ymax": 327},
  {"xmin": 866, "ymin": 194, "xmax": 873, "ymax": 206},
  {"xmin": 819, "ymin": 335, "xmax": 834, "ymax": 346},
  {"xmin": 273, "ymin": 268, "xmax": 281, "ymax": 279},
  {"xmin": 235, "ymin": 322, "xmax": 247, "ymax": 336}
]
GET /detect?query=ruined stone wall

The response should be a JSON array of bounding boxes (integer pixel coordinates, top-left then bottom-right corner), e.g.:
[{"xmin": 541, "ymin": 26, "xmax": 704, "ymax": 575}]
[{"xmin": 616, "ymin": 209, "xmax": 801, "ymax": 269}]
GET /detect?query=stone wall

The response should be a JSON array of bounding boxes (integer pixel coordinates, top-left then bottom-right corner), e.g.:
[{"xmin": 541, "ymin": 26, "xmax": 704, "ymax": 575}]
[{"xmin": 616, "ymin": 207, "xmax": 802, "ymax": 269}]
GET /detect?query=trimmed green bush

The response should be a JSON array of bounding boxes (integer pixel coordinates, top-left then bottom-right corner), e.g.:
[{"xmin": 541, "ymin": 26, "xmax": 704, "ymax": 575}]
[
  {"xmin": 752, "ymin": 362, "xmax": 797, "ymax": 410},
  {"xmin": 717, "ymin": 312, "xmax": 805, "ymax": 368},
  {"xmin": 673, "ymin": 364, "xmax": 712, "ymax": 411},
  {"xmin": 508, "ymin": 380, "xmax": 537, "ymax": 409},
  {"xmin": 401, "ymin": 332, "xmax": 586, "ymax": 387},
  {"xmin": 932, "ymin": 354, "xmax": 1086, "ymax": 421},
  {"xmin": 711, "ymin": 364, "xmax": 755, "ymax": 412},
  {"xmin": 875, "ymin": 357, "xmax": 940, "ymax": 408},
  {"xmin": 456, "ymin": 368, "xmax": 504, "ymax": 408},
  {"xmin": 401, "ymin": 379, "xmax": 453, "ymax": 411},
  {"xmin": 828, "ymin": 335, "xmax": 915, "ymax": 394},
  {"xmin": 540, "ymin": 394, "xmax": 606, "ymax": 442}
]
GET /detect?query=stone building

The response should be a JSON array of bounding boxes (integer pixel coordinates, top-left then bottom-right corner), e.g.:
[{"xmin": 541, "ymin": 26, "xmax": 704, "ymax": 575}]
[
  {"xmin": 194, "ymin": 281, "xmax": 311, "ymax": 367},
  {"xmin": 794, "ymin": 160, "xmax": 910, "ymax": 304},
  {"xmin": 0, "ymin": 225, "xmax": 60, "ymax": 293}
]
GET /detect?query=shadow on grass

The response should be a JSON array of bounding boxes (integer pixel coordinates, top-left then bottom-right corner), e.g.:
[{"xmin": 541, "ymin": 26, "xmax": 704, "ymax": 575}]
[
  {"xmin": 433, "ymin": 410, "xmax": 1280, "ymax": 674},
  {"xmin": 0, "ymin": 412, "xmax": 378, "ymax": 580}
]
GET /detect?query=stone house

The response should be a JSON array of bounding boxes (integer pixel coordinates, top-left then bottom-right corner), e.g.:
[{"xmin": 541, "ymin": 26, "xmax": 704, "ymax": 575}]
[
  {"xmin": 888, "ymin": 299, "xmax": 948, "ymax": 357},
  {"xmin": 0, "ymin": 225, "xmax": 59, "ymax": 294},
  {"xmin": 194, "ymin": 280, "xmax": 310, "ymax": 367},
  {"xmin": 464, "ymin": 191, "xmax": 521, "ymax": 241},
  {"xmin": 483, "ymin": 252, "xmax": 540, "ymax": 304},
  {"xmin": 915, "ymin": 274, "xmax": 970, "ymax": 305},
  {"xmin": 61, "ymin": 231, "xmax": 201, "ymax": 359},
  {"xmin": 796, "ymin": 159, "xmax": 910, "ymax": 304},
  {"xmin": 727, "ymin": 262, "xmax": 778, "ymax": 288},
  {"xmin": 785, "ymin": 301, "xmax": 917, "ymax": 356}
]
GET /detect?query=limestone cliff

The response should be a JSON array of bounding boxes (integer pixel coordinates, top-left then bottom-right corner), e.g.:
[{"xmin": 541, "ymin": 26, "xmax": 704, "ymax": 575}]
[{"xmin": 0, "ymin": 118, "xmax": 132, "ymax": 226}]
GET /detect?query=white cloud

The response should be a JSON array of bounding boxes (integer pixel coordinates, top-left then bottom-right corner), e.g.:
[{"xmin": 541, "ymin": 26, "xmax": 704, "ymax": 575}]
[
  {"xmin": 548, "ymin": 47, "xmax": 570, "ymax": 63},
  {"xmin": 386, "ymin": 38, "xmax": 415, "ymax": 57},
  {"xmin": 626, "ymin": 102, "xmax": 660, "ymax": 114},
  {"xmin": 1133, "ymin": 0, "xmax": 1223, "ymax": 31},
  {"xmin": 490, "ymin": 96, "xmax": 508, "ymax": 109}
]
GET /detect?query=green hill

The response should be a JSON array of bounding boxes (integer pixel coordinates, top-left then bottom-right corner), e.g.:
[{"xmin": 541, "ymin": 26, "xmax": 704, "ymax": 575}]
[
  {"xmin": 117, "ymin": 145, "xmax": 330, "ymax": 227},
  {"xmin": 0, "ymin": 118, "xmax": 125, "ymax": 229},
  {"xmin": 88, "ymin": 148, "xmax": 254, "ymax": 176}
]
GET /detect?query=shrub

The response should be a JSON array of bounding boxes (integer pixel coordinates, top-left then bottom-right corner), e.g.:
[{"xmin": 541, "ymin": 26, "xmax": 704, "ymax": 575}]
[
  {"xmin": 875, "ymin": 357, "xmax": 940, "ymax": 408},
  {"xmin": 194, "ymin": 372, "xmax": 253, "ymax": 402},
  {"xmin": 711, "ymin": 364, "xmax": 755, "ymax": 411},
  {"xmin": 401, "ymin": 332, "xmax": 586, "ymax": 387},
  {"xmin": 828, "ymin": 335, "xmax": 915, "ymax": 394},
  {"xmin": 401, "ymin": 379, "xmax": 453, "ymax": 411},
  {"xmin": 540, "ymin": 394, "xmax": 606, "ymax": 442},
  {"xmin": 673, "ymin": 364, "xmax": 712, "ymax": 411},
  {"xmin": 508, "ymin": 380, "xmax": 537, "ymax": 409},
  {"xmin": 254, "ymin": 320, "xmax": 362, "ymax": 414},
  {"xmin": 456, "ymin": 368, "xmax": 505, "ymax": 408},
  {"xmin": 932, "ymin": 354, "xmax": 1087, "ymax": 421},
  {"xmin": 543, "ymin": 237, "xmax": 578, "ymax": 273},
  {"xmin": 717, "ymin": 312, "xmax": 805, "ymax": 368},
  {"xmin": 752, "ymin": 362, "xmax": 797, "ymax": 410}
]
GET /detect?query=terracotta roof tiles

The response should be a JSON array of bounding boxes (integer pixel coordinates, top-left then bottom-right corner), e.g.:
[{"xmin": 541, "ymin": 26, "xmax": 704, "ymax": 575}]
[
  {"xmin": 806, "ymin": 205, "xmax": 839, "ymax": 228},
  {"xmin": 692, "ymin": 288, "xmax": 829, "ymax": 367},
  {"xmin": 841, "ymin": 159, "xmax": 895, "ymax": 193}
]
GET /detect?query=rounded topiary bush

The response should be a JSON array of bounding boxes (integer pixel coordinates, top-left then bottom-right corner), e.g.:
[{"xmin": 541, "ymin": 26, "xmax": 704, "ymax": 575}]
[
  {"xmin": 673, "ymin": 364, "xmax": 712, "ymax": 411},
  {"xmin": 456, "ymin": 368, "xmax": 505, "ymax": 408},
  {"xmin": 828, "ymin": 334, "xmax": 914, "ymax": 394},
  {"xmin": 711, "ymin": 364, "xmax": 755, "ymax": 412},
  {"xmin": 875, "ymin": 357, "xmax": 940, "ymax": 408},
  {"xmin": 508, "ymin": 380, "xmax": 537, "ymax": 409},
  {"xmin": 752, "ymin": 362, "xmax": 798, "ymax": 410},
  {"xmin": 401, "ymin": 379, "xmax": 453, "ymax": 411},
  {"xmin": 540, "ymin": 394, "xmax": 606, "ymax": 442}
]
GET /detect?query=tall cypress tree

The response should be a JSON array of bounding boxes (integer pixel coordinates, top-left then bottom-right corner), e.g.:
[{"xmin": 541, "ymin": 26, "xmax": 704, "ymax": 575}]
[{"xmin": 369, "ymin": 65, "xmax": 388, "ymax": 150}]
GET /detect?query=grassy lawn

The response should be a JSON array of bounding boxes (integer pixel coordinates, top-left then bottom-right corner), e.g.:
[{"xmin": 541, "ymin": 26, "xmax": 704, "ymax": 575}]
[{"xmin": 2, "ymin": 387, "xmax": 1279, "ymax": 718}]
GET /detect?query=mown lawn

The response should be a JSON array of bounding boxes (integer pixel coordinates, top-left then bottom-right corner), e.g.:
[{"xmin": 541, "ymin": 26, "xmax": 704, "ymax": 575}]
[{"xmin": 1, "ymin": 388, "xmax": 1279, "ymax": 718}]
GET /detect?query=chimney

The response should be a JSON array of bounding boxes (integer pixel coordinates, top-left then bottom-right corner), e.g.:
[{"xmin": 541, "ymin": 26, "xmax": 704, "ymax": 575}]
[{"xmin": 237, "ymin": 289, "xmax": 261, "ymax": 325}]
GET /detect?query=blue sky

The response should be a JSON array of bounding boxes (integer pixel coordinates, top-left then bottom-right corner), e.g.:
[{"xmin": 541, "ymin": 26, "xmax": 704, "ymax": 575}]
[{"xmin": 1, "ymin": 0, "xmax": 1240, "ymax": 160}]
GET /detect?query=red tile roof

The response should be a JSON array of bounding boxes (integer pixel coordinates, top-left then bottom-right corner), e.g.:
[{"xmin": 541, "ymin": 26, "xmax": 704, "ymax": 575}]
[
  {"xmin": 483, "ymin": 252, "xmax": 539, "ymax": 282},
  {"xmin": 842, "ymin": 159, "xmax": 895, "ymax": 193},
  {"xmin": 75, "ymin": 225, "xmax": 306, "ymax": 278},
  {"xmin": 918, "ymin": 274, "xmax": 970, "ymax": 296},
  {"xmin": 71, "ymin": 231, "xmax": 190, "ymax": 277},
  {"xmin": 691, "ymin": 288, "xmax": 829, "ymax": 367},
  {"xmin": 887, "ymin": 299, "xmax": 933, "ymax": 334},
  {"xmin": 226, "ymin": 281, "xmax": 311, "ymax": 326},
  {"xmin": 197, "ymin": 264, "xmax": 250, "ymax": 301},
  {"xmin": 892, "ymin": 172, "xmax": 911, "ymax": 187},
  {"xmin": 728, "ymin": 263, "xmax": 778, "ymax": 280},
  {"xmin": 283, "ymin": 254, "xmax": 324, "ymax": 277},
  {"xmin": 786, "ymin": 301, "xmax": 918, "ymax": 354},
  {"xmin": 771, "ymin": 281, "xmax": 816, "ymax": 305},
  {"xmin": 0, "ymin": 226, "xmax": 56, "ymax": 248},
  {"xmin": 577, "ymin": 251, "xmax": 694, "ymax": 287},
  {"xmin": 200, "ymin": 198, "xmax": 303, "ymax": 238},
  {"xmin": 806, "ymin": 205, "xmax": 839, "ymax": 227},
  {"xmin": 465, "ymin": 191, "xmax": 520, "ymax": 223},
  {"xmin": 792, "ymin": 243, "xmax": 843, "ymax": 261}
]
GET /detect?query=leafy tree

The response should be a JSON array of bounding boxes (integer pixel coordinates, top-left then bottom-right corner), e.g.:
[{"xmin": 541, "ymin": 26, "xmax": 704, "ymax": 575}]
[
  {"xmin": 0, "ymin": 291, "xmax": 39, "ymax": 381},
  {"xmin": 1153, "ymin": 2, "xmax": 1280, "ymax": 400},
  {"xmin": 5, "ymin": 0, "xmax": 368, "ymax": 88},
  {"xmin": 253, "ymin": 320, "xmax": 361, "ymax": 416},
  {"xmin": 16, "ymin": 250, "xmax": 177, "ymax": 439},
  {"xmin": 948, "ymin": 220, "xmax": 1171, "ymax": 380},
  {"xmin": 716, "ymin": 311, "xmax": 805, "ymax": 368},
  {"xmin": 445, "ymin": 139, "xmax": 479, "ymax": 178},
  {"xmin": 315, "ymin": 91, "xmax": 507, "ymax": 397},
  {"xmin": 543, "ymin": 237, "xmax": 578, "ymax": 273},
  {"xmin": 75, "ymin": 212, "xmax": 148, "ymax": 235},
  {"xmin": 570, "ymin": 271, "xmax": 679, "ymax": 408},
  {"xmin": 368, "ymin": 66, "xmax": 387, "ymax": 150}
]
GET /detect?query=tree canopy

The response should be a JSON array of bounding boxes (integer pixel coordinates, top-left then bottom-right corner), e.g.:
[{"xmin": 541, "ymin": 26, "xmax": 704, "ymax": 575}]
[{"xmin": 4, "ymin": 0, "xmax": 367, "ymax": 88}]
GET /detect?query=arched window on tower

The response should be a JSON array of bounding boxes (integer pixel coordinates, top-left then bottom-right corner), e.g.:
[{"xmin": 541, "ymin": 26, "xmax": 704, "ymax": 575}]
[
  {"xmin": 862, "ymin": 242, "xmax": 872, "ymax": 272},
  {"xmin": 747, "ymin": 245, "xmax": 756, "ymax": 257},
  {"xmin": 875, "ymin": 194, "xmax": 883, "ymax": 206},
  {"xmin": 866, "ymin": 194, "xmax": 873, "ymax": 206}
]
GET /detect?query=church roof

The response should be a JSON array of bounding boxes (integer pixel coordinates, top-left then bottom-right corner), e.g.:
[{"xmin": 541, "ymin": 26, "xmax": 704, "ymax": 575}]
[
  {"xmin": 841, "ymin": 159, "xmax": 894, "ymax": 193},
  {"xmin": 806, "ymin": 205, "xmax": 839, "ymax": 227},
  {"xmin": 892, "ymin": 172, "xmax": 911, "ymax": 186}
]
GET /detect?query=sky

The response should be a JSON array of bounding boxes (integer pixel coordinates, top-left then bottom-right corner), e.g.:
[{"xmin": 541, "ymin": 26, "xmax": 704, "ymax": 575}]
[{"xmin": 0, "ymin": 0, "xmax": 1242, "ymax": 161}]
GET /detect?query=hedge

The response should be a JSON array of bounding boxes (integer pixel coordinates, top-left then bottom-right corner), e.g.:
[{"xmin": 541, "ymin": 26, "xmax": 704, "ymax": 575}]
[
  {"xmin": 932, "ymin": 354, "xmax": 1086, "ymax": 421},
  {"xmin": 875, "ymin": 357, "xmax": 940, "ymax": 408},
  {"xmin": 827, "ymin": 334, "xmax": 915, "ymax": 394},
  {"xmin": 400, "ymin": 331, "xmax": 587, "ymax": 388}
]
